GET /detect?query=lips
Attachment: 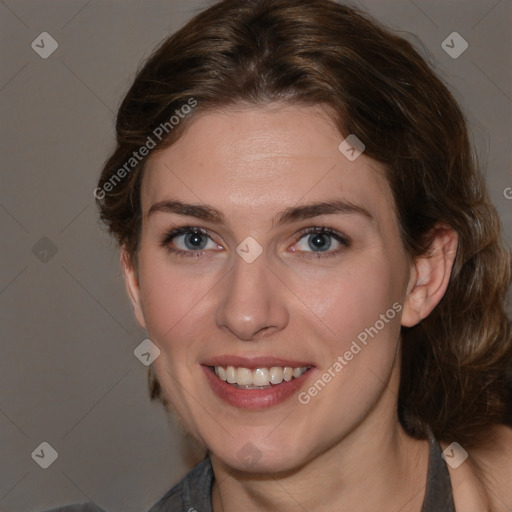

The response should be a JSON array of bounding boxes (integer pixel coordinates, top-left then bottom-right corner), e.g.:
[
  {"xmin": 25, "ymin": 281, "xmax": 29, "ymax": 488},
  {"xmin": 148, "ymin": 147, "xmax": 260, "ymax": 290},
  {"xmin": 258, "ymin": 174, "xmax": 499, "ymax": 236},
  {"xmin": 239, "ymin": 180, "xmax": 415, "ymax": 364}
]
[{"xmin": 201, "ymin": 355, "xmax": 315, "ymax": 410}]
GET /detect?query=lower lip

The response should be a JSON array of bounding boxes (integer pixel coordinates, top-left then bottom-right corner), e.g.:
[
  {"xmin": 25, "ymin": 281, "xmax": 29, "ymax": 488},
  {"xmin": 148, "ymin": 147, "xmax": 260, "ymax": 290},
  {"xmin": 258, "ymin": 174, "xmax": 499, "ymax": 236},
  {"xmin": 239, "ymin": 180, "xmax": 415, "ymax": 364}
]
[{"xmin": 202, "ymin": 366, "xmax": 314, "ymax": 410}]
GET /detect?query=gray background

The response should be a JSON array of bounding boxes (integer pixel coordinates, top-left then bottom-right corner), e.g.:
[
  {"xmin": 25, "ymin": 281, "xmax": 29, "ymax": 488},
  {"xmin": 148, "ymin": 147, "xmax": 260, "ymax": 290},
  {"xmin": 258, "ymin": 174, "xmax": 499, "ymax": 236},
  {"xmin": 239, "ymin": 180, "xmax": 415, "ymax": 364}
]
[{"xmin": 1, "ymin": 1, "xmax": 510, "ymax": 511}]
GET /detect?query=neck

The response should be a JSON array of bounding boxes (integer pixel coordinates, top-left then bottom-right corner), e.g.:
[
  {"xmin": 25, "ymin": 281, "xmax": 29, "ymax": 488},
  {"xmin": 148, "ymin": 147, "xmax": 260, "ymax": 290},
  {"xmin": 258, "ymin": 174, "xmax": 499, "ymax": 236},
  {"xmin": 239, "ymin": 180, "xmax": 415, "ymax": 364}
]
[{"xmin": 210, "ymin": 378, "xmax": 430, "ymax": 512}]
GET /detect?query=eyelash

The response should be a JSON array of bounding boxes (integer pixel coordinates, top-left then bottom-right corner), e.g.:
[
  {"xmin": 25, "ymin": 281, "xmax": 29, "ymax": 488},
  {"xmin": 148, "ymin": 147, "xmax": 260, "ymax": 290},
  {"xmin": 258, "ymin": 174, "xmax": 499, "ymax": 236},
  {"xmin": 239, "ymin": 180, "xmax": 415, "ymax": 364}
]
[
  {"xmin": 158, "ymin": 226, "xmax": 351, "ymax": 259},
  {"xmin": 295, "ymin": 227, "xmax": 351, "ymax": 259},
  {"xmin": 159, "ymin": 227, "xmax": 213, "ymax": 259}
]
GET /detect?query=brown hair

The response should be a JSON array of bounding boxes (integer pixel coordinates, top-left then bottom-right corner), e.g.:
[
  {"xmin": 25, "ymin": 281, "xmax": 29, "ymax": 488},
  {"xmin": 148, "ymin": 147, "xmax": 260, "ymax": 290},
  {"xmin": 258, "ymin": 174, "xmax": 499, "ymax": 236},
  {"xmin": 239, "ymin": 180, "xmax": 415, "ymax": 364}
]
[{"xmin": 96, "ymin": 0, "xmax": 512, "ymax": 448}]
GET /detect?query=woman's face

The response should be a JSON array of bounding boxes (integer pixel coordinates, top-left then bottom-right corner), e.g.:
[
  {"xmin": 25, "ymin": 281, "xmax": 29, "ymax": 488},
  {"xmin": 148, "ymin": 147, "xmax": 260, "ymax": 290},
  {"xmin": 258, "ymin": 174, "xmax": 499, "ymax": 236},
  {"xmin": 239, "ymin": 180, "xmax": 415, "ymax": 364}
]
[{"xmin": 127, "ymin": 104, "xmax": 415, "ymax": 472}]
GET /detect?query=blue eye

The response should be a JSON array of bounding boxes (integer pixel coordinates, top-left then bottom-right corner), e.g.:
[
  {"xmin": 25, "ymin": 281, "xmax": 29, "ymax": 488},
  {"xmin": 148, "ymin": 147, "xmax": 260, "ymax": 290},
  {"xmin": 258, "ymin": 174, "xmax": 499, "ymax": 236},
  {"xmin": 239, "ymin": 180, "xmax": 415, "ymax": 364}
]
[
  {"xmin": 159, "ymin": 226, "xmax": 351, "ymax": 259},
  {"xmin": 160, "ymin": 227, "xmax": 220, "ymax": 258},
  {"xmin": 292, "ymin": 227, "xmax": 351, "ymax": 258}
]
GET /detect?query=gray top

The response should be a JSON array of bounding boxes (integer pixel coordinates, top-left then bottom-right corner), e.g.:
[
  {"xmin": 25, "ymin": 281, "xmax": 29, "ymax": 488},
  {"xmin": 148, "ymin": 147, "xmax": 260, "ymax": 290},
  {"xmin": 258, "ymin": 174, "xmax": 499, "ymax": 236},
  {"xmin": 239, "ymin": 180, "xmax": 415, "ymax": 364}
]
[
  {"xmin": 42, "ymin": 429, "xmax": 455, "ymax": 512},
  {"xmin": 420, "ymin": 429, "xmax": 456, "ymax": 512}
]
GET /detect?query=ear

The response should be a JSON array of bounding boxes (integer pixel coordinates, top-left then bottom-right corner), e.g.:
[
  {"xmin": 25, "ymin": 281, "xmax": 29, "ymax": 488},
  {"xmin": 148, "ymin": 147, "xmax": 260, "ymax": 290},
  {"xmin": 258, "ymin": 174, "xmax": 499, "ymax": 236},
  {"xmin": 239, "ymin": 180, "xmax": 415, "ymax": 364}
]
[
  {"xmin": 121, "ymin": 247, "xmax": 146, "ymax": 329},
  {"xmin": 401, "ymin": 226, "xmax": 458, "ymax": 328}
]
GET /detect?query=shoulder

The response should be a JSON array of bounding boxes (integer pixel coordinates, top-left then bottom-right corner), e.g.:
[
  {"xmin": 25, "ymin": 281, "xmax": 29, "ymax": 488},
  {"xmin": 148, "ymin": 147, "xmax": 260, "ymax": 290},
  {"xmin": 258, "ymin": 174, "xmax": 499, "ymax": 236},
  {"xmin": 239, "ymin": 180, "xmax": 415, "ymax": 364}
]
[
  {"xmin": 469, "ymin": 424, "xmax": 512, "ymax": 511},
  {"xmin": 147, "ymin": 457, "xmax": 214, "ymax": 512},
  {"xmin": 441, "ymin": 424, "xmax": 512, "ymax": 512}
]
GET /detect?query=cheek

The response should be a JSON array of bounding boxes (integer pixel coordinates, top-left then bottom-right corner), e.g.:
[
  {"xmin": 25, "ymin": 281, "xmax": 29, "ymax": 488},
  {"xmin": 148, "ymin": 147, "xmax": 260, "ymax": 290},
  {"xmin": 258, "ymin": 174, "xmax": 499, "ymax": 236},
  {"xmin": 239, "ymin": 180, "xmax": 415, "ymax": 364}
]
[
  {"xmin": 302, "ymin": 252, "xmax": 402, "ymax": 341},
  {"xmin": 302, "ymin": 275, "xmax": 402, "ymax": 436},
  {"xmin": 339, "ymin": 265, "xmax": 403, "ymax": 360},
  {"xmin": 304, "ymin": 251, "xmax": 404, "ymax": 410},
  {"xmin": 136, "ymin": 257, "xmax": 210, "ymax": 424},
  {"xmin": 137, "ymin": 253, "xmax": 207, "ymax": 354}
]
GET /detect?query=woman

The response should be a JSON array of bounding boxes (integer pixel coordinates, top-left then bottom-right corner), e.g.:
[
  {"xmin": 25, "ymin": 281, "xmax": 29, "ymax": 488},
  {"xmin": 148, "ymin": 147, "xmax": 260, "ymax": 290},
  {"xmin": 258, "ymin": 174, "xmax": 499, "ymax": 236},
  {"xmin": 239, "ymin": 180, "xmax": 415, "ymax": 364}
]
[{"xmin": 49, "ymin": 0, "xmax": 512, "ymax": 510}]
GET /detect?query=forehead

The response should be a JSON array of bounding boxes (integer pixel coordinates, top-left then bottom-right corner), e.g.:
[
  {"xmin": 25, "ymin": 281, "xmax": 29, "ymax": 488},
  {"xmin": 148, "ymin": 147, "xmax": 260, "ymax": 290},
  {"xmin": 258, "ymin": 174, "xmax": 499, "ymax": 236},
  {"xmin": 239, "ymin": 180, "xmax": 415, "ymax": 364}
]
[{"xmin": 141, "ymin": 104, "xmax": 395, "ymax": 222}]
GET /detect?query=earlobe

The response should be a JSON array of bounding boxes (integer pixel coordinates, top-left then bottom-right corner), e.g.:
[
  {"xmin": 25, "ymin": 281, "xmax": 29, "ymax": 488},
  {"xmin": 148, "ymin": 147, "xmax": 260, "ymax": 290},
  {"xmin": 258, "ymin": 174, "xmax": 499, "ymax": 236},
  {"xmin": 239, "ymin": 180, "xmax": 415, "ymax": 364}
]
[
  {"xmin": 401, "ymin": 226, "xmax": 458, "ymax": 328},
  {"xmin": 121, "ymin": 248, "xmax": 146, "ymax": 329}
]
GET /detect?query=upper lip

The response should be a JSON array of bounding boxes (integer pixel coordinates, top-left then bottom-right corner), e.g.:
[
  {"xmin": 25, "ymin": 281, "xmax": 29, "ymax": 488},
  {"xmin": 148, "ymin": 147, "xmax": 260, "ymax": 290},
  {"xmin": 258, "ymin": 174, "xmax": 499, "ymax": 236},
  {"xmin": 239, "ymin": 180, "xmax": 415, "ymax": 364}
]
[{"xmin": 202, "ymin": 355, "xmax": 314, "ymax": 369}]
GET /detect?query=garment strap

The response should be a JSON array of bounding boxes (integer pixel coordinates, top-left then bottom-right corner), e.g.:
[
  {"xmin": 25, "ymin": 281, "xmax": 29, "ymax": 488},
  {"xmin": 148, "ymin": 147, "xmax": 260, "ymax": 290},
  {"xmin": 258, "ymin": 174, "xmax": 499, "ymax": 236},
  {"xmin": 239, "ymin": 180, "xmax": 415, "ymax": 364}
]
[{"xmin": 420, "ymin": 428, "xmax": 456, "ymax": 512}]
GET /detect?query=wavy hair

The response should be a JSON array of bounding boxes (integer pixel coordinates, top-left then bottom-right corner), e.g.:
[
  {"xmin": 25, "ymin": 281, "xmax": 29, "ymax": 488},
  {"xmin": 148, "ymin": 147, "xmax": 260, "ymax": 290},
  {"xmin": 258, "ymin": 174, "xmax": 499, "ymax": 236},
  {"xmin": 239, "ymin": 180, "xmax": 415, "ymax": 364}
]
[{"xmin": 96, "ymin": 0, "xmax": 512, "ymax": 448}]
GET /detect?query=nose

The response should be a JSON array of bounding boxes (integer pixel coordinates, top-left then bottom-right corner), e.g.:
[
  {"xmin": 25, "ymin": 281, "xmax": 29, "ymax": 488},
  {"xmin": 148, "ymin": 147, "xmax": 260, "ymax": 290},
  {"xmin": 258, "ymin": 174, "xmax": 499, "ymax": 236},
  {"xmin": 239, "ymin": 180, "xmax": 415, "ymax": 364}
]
[{"xmin": 215, "ymin": 251, "xmax": 289, "ymax": 342}]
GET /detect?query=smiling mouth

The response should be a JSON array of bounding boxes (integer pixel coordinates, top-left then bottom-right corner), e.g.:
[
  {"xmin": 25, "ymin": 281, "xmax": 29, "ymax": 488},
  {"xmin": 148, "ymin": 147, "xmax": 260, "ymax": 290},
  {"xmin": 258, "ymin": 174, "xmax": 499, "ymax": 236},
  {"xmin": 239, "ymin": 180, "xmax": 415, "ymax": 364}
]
[{"xmin": 208, "ymin": 365, "xmax": 312, "ymax": 389}]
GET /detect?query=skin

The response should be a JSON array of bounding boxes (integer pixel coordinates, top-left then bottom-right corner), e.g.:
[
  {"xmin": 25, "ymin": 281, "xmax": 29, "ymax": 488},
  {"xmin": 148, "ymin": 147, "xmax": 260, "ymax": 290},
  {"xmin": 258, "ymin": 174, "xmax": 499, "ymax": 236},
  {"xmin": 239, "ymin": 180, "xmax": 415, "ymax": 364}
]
[
  {"xmin": 445, "ymin": 426, "xmax": 512, "ymax": 512},
  {"xmin": 121, "ymin": 103, "xmax": 509, "ymax": 511}
]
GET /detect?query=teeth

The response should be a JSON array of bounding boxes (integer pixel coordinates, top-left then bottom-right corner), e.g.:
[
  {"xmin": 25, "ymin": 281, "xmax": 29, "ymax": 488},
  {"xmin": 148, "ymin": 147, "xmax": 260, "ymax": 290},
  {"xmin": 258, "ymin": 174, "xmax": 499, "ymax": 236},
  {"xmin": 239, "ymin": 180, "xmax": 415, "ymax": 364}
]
[
  {"xmin": 253, "ymin": 368, "xmax": 270, "ymax": 386},
  {"xmin": 237, "ymin": 367, "xmax": 253, "ymax": 386},
  {"xmin": 213, "ymin": 365, "xmax": 309, "ymax": 387},
  {"xmin": 226, "ymin": 366, "xmax": 237, "ymax": 384},
  {"xmin": 217, "ymin": 366, "xmax": 227, "ymax": 381},
  {"xmin": 292, "ymin": 367, "xmax": 303, "ymax": 378},
  {"xmin": 269, "ymin": 366, "xmax": 284, "ymax": 384}
]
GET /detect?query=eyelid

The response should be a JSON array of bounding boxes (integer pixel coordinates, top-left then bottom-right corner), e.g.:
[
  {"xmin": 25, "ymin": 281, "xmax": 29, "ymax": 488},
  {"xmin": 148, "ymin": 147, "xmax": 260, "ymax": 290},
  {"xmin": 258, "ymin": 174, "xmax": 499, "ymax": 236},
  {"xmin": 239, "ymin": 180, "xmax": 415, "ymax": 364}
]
[
  {"xmin": 294, "ymin": 226, "xmax": 351, "ymax": 246},
  {"xmin": 289, "ymin": 226, "xmax": 351, "ymax": 259},
  {"xmin": 159, "ymin": 226, "xmax": 211, "ymax": 247},
  {"xmin": 159, "ymin": 226, "xmax": 222, "ymax": 258},
  {"xmin": 159, "ymin": 225, "xmax": 351, "ymax": 258}
]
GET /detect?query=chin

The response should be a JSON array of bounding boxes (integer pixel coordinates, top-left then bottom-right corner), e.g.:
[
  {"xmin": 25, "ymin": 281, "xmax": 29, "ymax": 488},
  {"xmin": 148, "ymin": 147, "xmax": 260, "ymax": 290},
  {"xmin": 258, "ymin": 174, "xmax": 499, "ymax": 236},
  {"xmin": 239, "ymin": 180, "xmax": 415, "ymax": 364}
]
[{"xmin": 211, "ymin": 436, "xmax": 311, "ymax": 475}]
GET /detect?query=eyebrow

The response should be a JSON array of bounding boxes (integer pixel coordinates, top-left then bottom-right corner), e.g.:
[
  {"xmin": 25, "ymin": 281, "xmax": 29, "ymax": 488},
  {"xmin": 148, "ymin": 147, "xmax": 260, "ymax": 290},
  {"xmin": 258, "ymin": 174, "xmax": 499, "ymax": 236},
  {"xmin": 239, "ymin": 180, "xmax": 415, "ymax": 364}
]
[{"xmin": 147, "ymin": 198, "xmax": 373, "ymax": 227}]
